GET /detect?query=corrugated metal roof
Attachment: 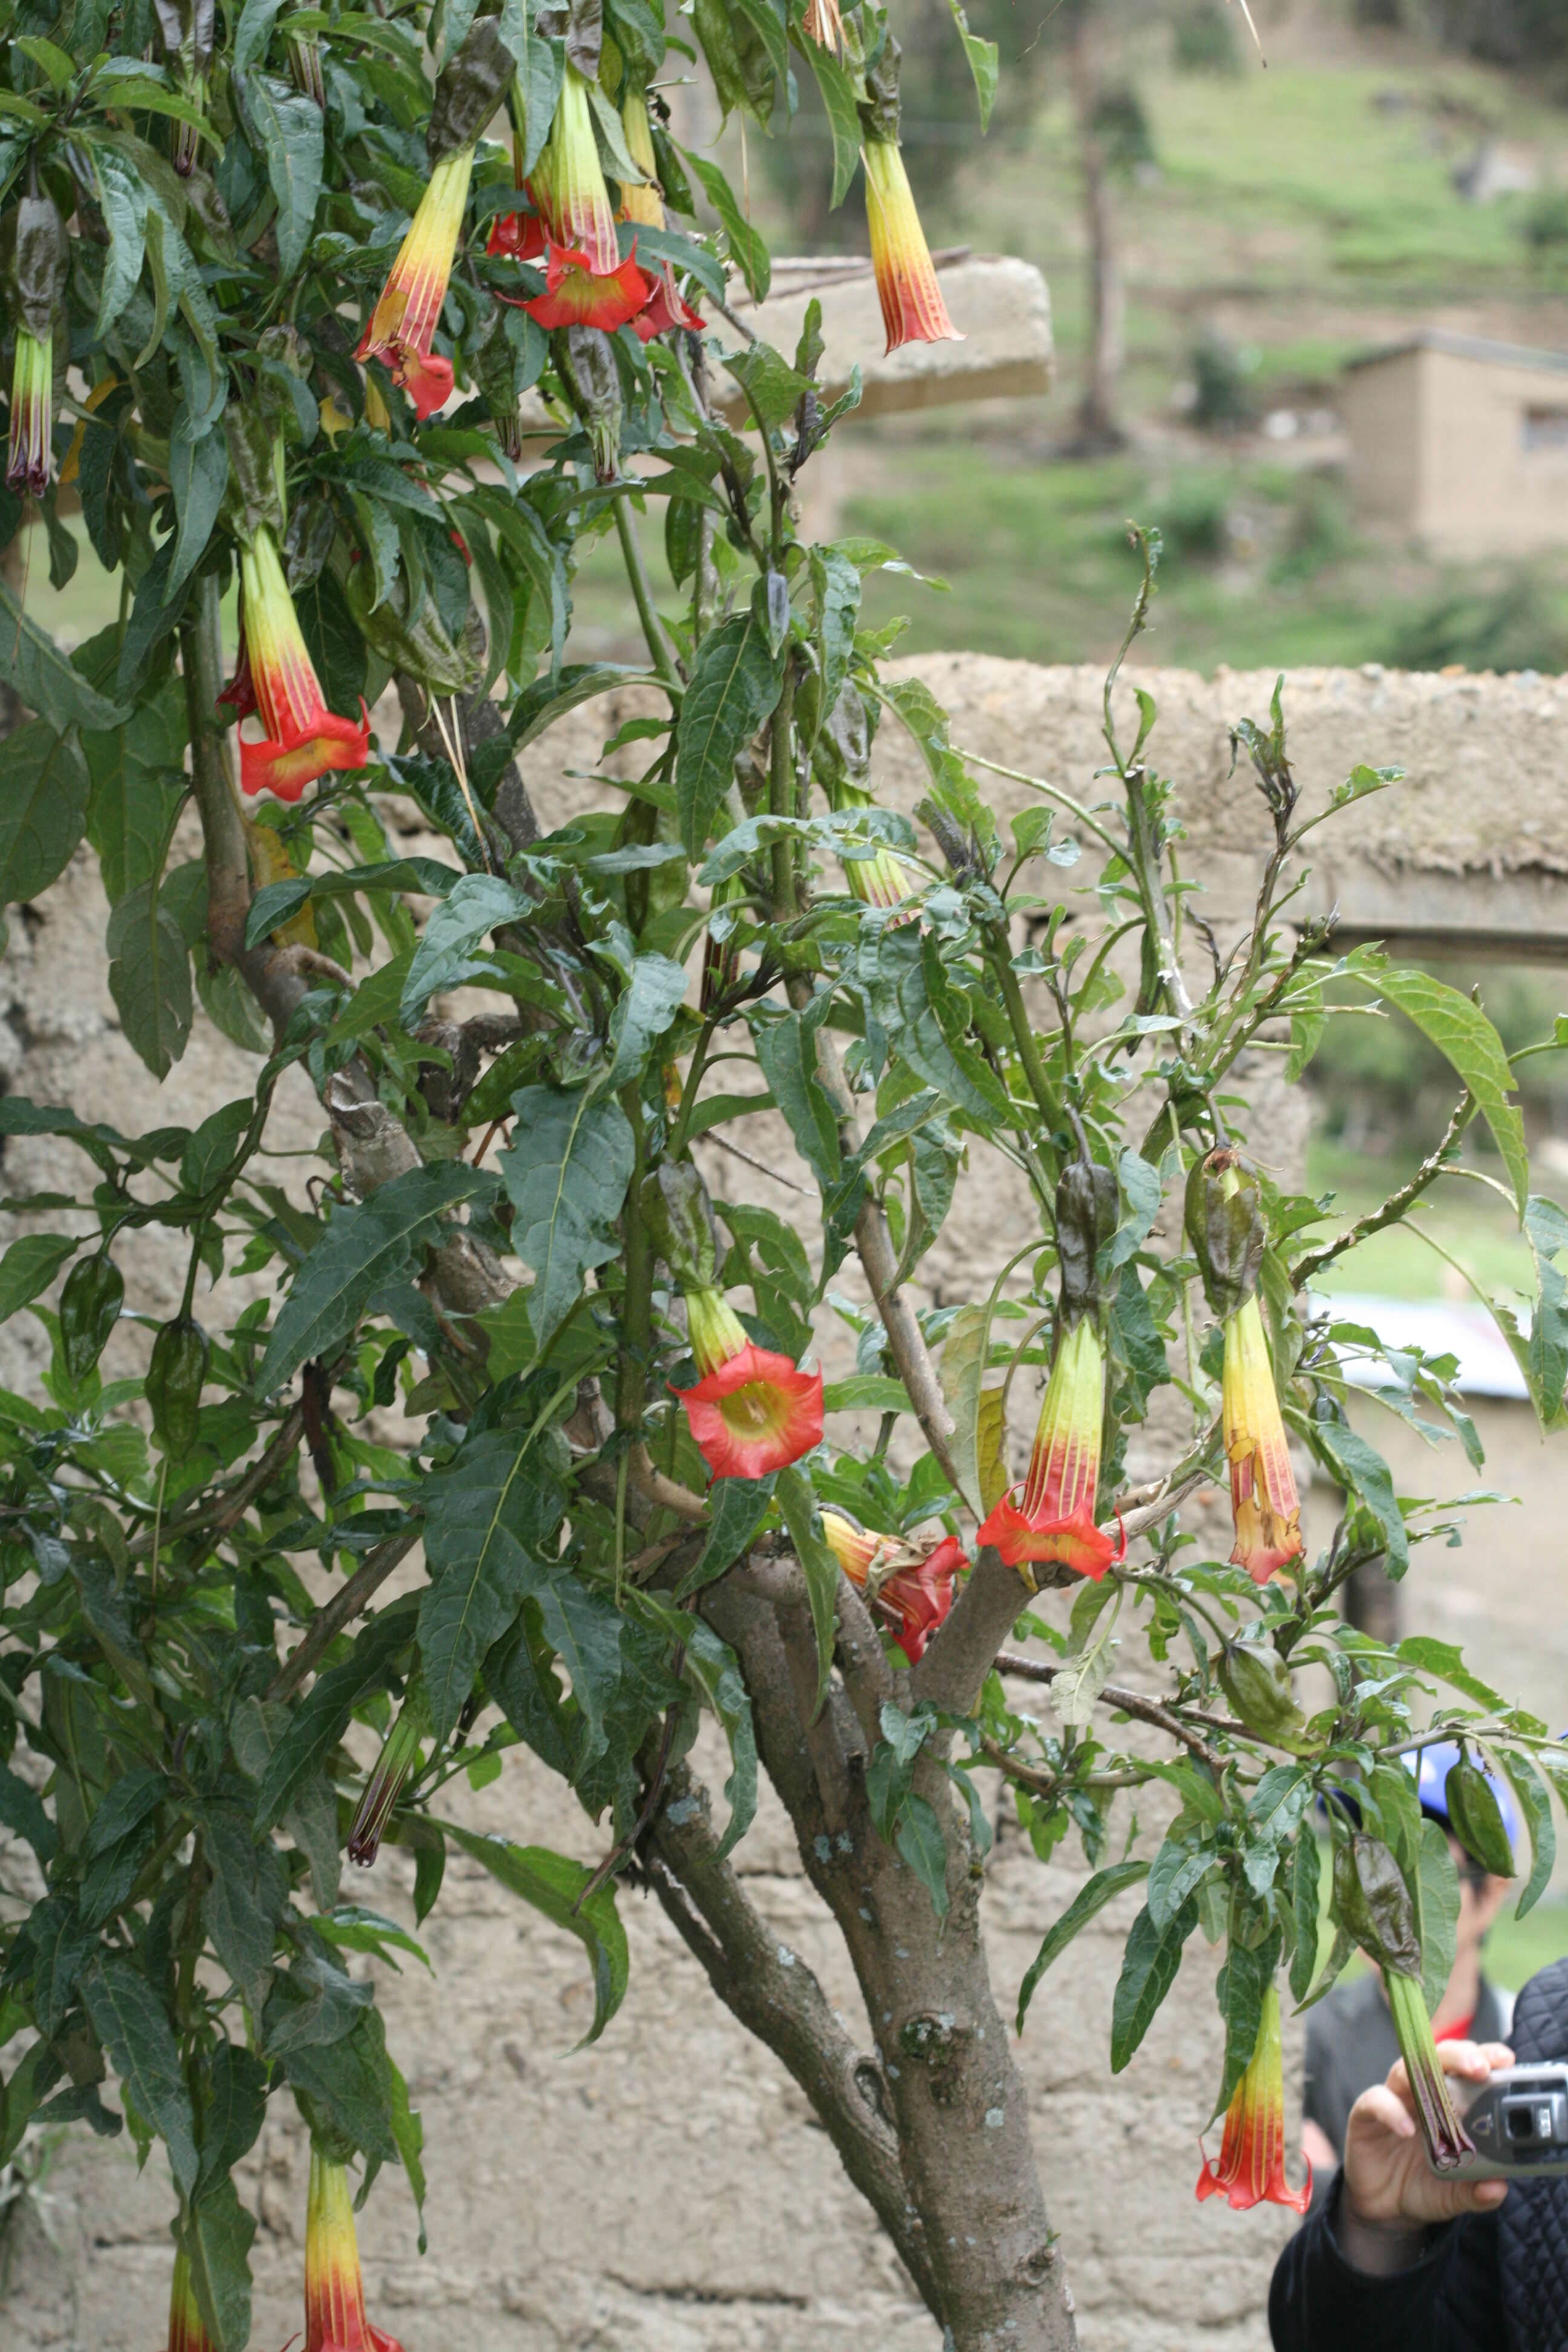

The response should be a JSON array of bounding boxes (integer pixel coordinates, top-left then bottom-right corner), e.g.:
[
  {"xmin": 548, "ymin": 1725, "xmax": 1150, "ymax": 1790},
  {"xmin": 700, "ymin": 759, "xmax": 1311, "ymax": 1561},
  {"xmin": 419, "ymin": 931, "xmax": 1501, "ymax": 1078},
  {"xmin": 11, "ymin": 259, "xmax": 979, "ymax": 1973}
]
[
  {"xmin": 1318, "ymin": 1292, "xmax": 1528, "ymax": 1400},
  {"xmin": 1344, "ymin": 327, "xmax": 1568, "ymax": 378}
]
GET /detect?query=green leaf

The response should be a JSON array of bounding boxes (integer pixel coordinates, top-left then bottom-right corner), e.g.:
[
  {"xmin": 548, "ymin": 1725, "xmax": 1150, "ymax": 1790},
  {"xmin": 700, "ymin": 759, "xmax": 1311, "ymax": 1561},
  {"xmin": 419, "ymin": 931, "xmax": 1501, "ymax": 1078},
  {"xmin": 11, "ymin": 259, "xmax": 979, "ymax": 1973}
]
[
  {"xmin": 244, "ymin": 73, "xmax": 324, "ymax": 276},
  {"xmin": 1414, "ymin": 1815, "xmax": 1460, "ymax": 2017},
  {"xmin": 606, "ymin": 955, "xmax": 690, "ymax": 1088},
  {"xmin": 0, "ymin": 722, "xmax": 91, "ymax": 903},
  {"xmin": 253, "ymin": 1599, "xmax": 419, "ymax": 1833},
  {"xmin": 83, "ymin": 1955, "xmax": 199, "ymax": 2195},
  {"xmin": 185, "ymin": 2174, "xmax": 256, "ymax": 2352},
  {"xmin": 1500, "ymin": 1748, "xmax": 1555, "ymax": 1921},
  {"xmin": 388, "ymin": 2055, "xmax": 426, "ymax": 2244},
  {"xmin": 77, "ymin": 633, "xmax": 188, "ymax": 901},
  {"xmin": 0, "ymin": 1233, "xmax": 76, "ymax": 1324},
  {"xmin": 106, "ymin": 883, "xmax": 192, "ymax": 1080},
  {"xmin": 506, "ymin": 662, "xmax": 647, "ymax": 756},
  {"xmin": 498, "ymin": 1086, "xmax": 635, "ymax": 1354},
  {"xmin": 1309, "ymin": 1419, "xmax": 1409, "ymax": 1578},
  {"xmin": 1016, "ymin": 1860, "xmax": 1150, "ymax": 2030},
  {"xmin": 775, "ymin": 1465, "xmax": 840, "ymax": 1718},
  {"xmin": 197, "ymin": 2042, "xmax": 268, "ymax": 2187},
  {"xmin": 0, "ymin": 1759, "xmax": 59, "ymax": 1861},
  {"xmin": 724, "ymin": 342, "xmax": 814, "ymax": 432},
  {"xmin": 895, "ymin": 1792, "xmax": 950, "ymax": 1919},
  {"xmin": 419, "ymin": 1429, "xmax": 565, "ymax": 1740},
  {"xmin": 751, "ymin": 1008, "xmax": 841, "ymax": 1191},
  {"xmin": 91, "ymin": 149, "xmax": 150, "ymax": 339},
  {"xmin": 399, "ymin": 872, "xmax": 533, "ymax": 1027},
  {"xmin": 1289, "ymin": 1832, "xmax": 1322, "ymax": 2006},
  {"xmin": 946, "ymin": 0, "xmax": 998, "ymax": 128},
  {"xmin": 687, "ymin": 154, "xmax": 769, "ymax": 299},
  {"xmin": 442, "ymin": 1825, "xmax": 629, "ymax": 2046},
  {"xmin": 244, "ymin": 857, "xmax": 462, "ymax": 948},
  {"xmin": 234, "ymin": 0, "xmax": 288, "ymax": 75},
  {"xmin": 256, "ymin": 1160, "xmax": 494, "ymax": 1391},
  {"xmin": 1396, "ymin": 1636, "xmax": 1507, "ymax": 1712},
  {"xmin": 678, "ymin": 1472, "xmax": 775, "ymax": 1596},
  {"xmin": 822, "ymin": 1374, "xmax": 910, "ymax": 1414},
  {"xmin": 1370, "ymin": 961, "xmax": 1528, "ymax": 1215},
  {"xmin": 675, "ymin": 612, "xmax": 783, "ymax": 857},
  {"xmin": 1212, "ymin": 1932, "xmax": 1277, "ymax": 2120},
  {"xmin": 201, "ymin": 1805, "xmax": 287, "ymax": 2019},
  {"xmin": 168, "ymin": 426, "xmax": 229, "ymax": 598},
  {"xmin": 682, "ymin": 1619, "xmax": 758, "ymax": 1860},
  {"xmin": 280, "ymin": 2005, "xmax": 396, "ymax": 2160},
  {"xmin": 803, "ymin": 42, "xmax": 861, "ymax": 209},
  {"xmin": 1110, "ymin": 1900, "xmax": 1197, "ymax": 2072},
  {"xmin": 937, "ymin": 1302, "xmax": 988, "ymax": 1520}
]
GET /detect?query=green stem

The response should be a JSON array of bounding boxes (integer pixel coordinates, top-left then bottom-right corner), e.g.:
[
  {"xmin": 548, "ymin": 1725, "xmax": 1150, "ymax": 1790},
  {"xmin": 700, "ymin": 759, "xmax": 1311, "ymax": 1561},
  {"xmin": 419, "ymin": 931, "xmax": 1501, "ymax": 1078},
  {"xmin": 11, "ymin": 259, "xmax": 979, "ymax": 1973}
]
[
  {"xmin": 991, "ymin": 943, "xmax": 1062, "ymax": 1135},
  {"xmin": 614, "ymin": 500, "xmax": 682, "ymax": 694},
  {"xmin": 768, "ymin": 658, "xmax": 798, "ymax": 918},
  {"xmin": 667, "ymin": 1020, "xmax": 715, "ymax": 1161},
  {"xmin": 618, "ymin": 1085, "xmax": 652, "ymax": 1432}
]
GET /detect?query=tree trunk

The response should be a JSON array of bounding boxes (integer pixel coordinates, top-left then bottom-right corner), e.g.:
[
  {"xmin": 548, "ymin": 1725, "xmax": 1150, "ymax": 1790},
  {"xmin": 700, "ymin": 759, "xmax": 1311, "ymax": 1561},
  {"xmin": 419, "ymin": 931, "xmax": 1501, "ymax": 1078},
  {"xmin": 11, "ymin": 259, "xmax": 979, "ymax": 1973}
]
[
  {"xmin": 646, "ymin": 1561, "xmax": 1080, "ymax": 2349},
  {"xmin": 1068, "ymin": 13, "xmax": 1125, "ymax": 452}
]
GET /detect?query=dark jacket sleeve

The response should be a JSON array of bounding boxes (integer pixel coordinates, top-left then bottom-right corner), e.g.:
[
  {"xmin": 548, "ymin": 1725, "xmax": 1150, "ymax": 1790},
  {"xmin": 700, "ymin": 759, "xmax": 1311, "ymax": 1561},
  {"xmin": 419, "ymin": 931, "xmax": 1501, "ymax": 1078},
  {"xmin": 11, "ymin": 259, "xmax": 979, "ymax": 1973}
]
[{"xmin": 1269, "ymin": 2175, "xmax": 1503, "ymax": 2352}]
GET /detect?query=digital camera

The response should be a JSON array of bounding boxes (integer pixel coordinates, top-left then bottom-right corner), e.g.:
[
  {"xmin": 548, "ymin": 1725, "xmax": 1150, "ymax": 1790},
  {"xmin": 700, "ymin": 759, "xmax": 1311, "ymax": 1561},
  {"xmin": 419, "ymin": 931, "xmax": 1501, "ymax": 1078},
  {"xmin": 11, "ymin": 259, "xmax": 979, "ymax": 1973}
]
[{"xmin": 1442, "ymin": 2063, "xmax": 1568, "ymax": 2181}]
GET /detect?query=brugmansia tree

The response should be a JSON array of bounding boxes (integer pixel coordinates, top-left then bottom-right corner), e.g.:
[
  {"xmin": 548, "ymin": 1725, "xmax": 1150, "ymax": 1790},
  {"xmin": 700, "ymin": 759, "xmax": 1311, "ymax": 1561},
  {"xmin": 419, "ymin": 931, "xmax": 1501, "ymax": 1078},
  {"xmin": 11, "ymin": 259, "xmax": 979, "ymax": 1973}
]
[{"xmin": 0, "ymin": 3, "xmax": 1564, "ymax": 2348}]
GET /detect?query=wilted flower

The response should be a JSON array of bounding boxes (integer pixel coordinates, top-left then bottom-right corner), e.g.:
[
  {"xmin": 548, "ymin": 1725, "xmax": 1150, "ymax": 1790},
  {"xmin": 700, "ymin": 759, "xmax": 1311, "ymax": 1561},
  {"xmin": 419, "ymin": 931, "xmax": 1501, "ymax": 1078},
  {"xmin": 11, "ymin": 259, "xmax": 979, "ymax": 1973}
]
[
  {"xmin": 976, "ymin": 1319, "xmax": 1122, "ymax": 1581},
  {"xmin": 802, "ymin": 0, "xmax": 845, "ymax": 54},
  {"xmin": 7, "ymin": 328, "xmax": 51, "ymax": 497},
  {"xmin": 234, "ymin": 526, "xmax": 371, "ymax": 802},
  {"xmin": 618, "ymin": 90, "xmax": 665, "ymax": 229},
  {"xmin": 486, "ymin": 204, "xmax": 546, "ymax": 263},
  {"xmin": 356, "ymin": 143, "xmax": 475, "ymax": 419},
  {"xmin": 1222, "ymin": 1293, "xmax": 1304, "ymax": 1583},
  {"xmin": 679, "ymin": 1287, "xmax": 823, "ymax": 1481},
  {"xmin": 633, "ymin": 261, "xmax": 704, "ymax": 344},
  {"xmin": 348, "ymin": 1685, "xmax": 426, "ymax": 1866},
  {"xmin": 165, "ymin": 2247, "xmax": 215, "ymax": 2352},
  {"xmin": 305, "ymin": 2148, "xmax": 407, "ymax": 2352},
  {"xmin": 1385, "ymin": 1965, "xmax": 1475, "ymax": 2174},
  {"xmin": 1196, "ymin": 1984, "xmax": 1312, "ymax": 2213},
  {"xmin": 821, "ymin": 1511, "xmax": 964, "ymax": 1664},
  {"xmin": 860, "ymin": 136, "xmax": 961, "ymax": 356}
]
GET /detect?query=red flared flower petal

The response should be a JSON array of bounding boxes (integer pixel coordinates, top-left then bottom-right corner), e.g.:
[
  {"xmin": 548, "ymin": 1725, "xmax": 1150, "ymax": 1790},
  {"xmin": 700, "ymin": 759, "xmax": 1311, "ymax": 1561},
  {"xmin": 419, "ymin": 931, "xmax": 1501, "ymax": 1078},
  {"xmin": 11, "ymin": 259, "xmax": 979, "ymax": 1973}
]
[
  {"xmin": 218, "ymin": 633, "xmax": 257, "ymax": 720},
  {"xmin": 240, "ymin": 701, "xmax": 372, "ymax": 803},
  {"xmin": 1195, "ymin": 2141, "xmax": 1312, "ymax": 2215},
  {"xmin": 877, "ymin": 1535, "xmax": 964, "ymax": 1664},
  {"xmin": 521, "ymin": 241, "xmax": 648, "ymax": 332},
  {"xmin": 975, "ymin": 1492, "xmax": 1121, "ymax": 1581},
  {"xmin": 632, "ymin": 261, "xmax": 704, "ymax": 342},
  {"xmin": 487, "ymin": 206, "xmax": 547, "ymax": 260},
  {"xmin": 681, "ymin": 1342, "xmax": 823, "ymax": 1481}
]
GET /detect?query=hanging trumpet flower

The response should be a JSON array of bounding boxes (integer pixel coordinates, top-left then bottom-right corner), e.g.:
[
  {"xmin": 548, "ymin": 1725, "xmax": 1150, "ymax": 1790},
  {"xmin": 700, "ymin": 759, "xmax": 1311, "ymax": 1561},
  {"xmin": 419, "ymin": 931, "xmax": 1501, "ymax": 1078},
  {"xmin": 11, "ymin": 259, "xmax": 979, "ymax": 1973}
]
[
  {"xmin": 357, "ymin": 143, "xmax": 475, "ymax": 419},
  {"xmin": 520, "ymin": 66, "xmax": 648, "ymax": 332},
  {"xmin": 976, "ymin": 1319, "xmax": 1121, "ymax": 1581},
  {"xmin": 860, "ymin": 135, "xmax": 961, "ymax": 356},
  {"xmin": 678, "ymin": 1285, "xmax": 823, "ymax": 1481},
  {"xmin": 6, "ymin": 327, "xmax": 51, "ymax": 497},
  {"xmin": 1195, "ymin": 1985, "xmax": 1312, "ymax": 2212},
  {"xmin": 163, "ymin": 2247, "xmax": 216, "ymax": 2352},
  {"xmin": 305, "ymin": 2149, "xmax": 407, "ymax": 2352},
  {"xmin": 232, "ymin": 526, "xmax": 371, "ymax": 801},
  {"xmin": 834, "ymin": 786, "xmax": 913, "ymax": 907},
  {"xmin": 821, "ymin": 1511, "xmax": 965, "ymax": 1664},
  {"xmin": 1222, "ymin": 1292, "xmax": 1304, "ymax": 1583},
  {"xmin": 618, "ymin": 90, "xmax": 665, "ymax": 229},
  {"xmin": 348, "ymin": 1682, "xmax": 426, "ymax": 1866}
]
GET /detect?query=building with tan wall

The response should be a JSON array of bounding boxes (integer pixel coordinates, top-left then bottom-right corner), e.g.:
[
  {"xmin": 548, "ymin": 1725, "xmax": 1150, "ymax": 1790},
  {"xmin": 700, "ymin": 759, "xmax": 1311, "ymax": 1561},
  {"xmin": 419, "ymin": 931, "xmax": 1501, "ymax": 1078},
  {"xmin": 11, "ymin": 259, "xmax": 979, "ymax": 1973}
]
[{"xmin": 1342, "ymin": 328, "xmax": 1568, "ymax": 557}]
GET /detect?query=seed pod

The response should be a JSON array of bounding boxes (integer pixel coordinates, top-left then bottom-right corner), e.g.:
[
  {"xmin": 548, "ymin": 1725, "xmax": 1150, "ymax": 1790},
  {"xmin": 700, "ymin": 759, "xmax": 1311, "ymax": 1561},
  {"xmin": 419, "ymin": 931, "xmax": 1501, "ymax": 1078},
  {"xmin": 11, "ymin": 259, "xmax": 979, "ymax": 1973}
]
[
  {"xmin": 555, "ymin": 325, "xmax": 622, "ymax": 485},
  {"xmin": 59, "ymin": 1254, "xmax": 124, "ymax": 1386},
  {"xmin": 427, "ymin": 17, "xmax": 515, "ymax": 160},
  {"xmin": 1184, "ymin": 1146, "xmax": 1266, "ymax": 1319},
  {"xmin": 1056, "ymin": 1161, "xmax": 1118, "ymax": 1320},
  {"xmin": 1218, "ymin": 1639, "xmax": 1305, "ymax": 1745},
  {"xmin": 146, "ymin": 1316, "xmax": 209, "ymax": 1460},
  {"xmin": 1443, "ymin": 1755, "xmax": 1515, "ymax": 1879},
  {"xmin": 1332, "ymin": 1831, "xmax": 1421, "ymax": 1977}
]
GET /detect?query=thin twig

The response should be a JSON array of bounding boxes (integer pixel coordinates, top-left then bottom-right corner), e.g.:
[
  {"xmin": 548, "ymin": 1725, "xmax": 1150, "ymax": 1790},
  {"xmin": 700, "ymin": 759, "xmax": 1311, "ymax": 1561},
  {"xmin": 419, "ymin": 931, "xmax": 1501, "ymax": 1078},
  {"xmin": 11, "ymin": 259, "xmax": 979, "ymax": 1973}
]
[
  {"xmin": 267, "ymin": 1527, "xmax": 422, "ymax": 1701},
  {"xmin": 128, "ymin": 1401, "xmax": 307, "ymax": 1561},
  {"xmin": 994, "ymin": 1650, "xmax": 1226, "ymax": 1771},
  {"xmin": 1292, "ymin": 1089, "xmax": 1476, "ymax": 1289},
  {"xmin": 575, "ymin": 1650, "xmax": 687, "ymax": 1910},
  {"xmin": 696, "ymin": 1127, "xmax": 810, "ymax": 1196}
]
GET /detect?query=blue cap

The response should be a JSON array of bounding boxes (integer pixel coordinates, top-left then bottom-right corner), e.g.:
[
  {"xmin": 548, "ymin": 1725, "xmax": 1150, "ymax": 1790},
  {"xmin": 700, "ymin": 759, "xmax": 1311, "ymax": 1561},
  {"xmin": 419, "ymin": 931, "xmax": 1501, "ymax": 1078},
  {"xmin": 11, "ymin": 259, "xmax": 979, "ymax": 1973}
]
[{"xmin": 1406, "ymin": 1742, "xmax": 1521, "ymax": 1861}]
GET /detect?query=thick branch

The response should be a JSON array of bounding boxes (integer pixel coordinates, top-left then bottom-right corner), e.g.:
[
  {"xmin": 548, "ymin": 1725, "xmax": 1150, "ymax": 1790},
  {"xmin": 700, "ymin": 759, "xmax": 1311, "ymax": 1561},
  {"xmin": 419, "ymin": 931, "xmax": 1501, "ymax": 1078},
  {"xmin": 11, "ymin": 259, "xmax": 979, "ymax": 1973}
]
[{"xmin": 644, "ymin": 1757, "xmax": 941, "ymax": 2318}]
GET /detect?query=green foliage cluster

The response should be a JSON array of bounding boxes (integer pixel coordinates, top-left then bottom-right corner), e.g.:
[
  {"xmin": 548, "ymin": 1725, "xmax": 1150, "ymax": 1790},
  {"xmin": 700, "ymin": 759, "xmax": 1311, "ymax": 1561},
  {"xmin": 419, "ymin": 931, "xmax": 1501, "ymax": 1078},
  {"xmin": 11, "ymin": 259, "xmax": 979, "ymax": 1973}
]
[{"xmin": 0, "ymin": 0, "xmax": 1564, "ymax": 2334}]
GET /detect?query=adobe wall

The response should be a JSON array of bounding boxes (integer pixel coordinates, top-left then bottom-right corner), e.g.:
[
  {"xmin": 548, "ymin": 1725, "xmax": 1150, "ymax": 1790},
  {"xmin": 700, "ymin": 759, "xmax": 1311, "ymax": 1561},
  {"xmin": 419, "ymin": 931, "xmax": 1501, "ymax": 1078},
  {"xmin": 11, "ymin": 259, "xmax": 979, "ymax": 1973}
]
[{"xmin": 5, "ymin": 655, "xmax": 1568, "ymax": 2351}]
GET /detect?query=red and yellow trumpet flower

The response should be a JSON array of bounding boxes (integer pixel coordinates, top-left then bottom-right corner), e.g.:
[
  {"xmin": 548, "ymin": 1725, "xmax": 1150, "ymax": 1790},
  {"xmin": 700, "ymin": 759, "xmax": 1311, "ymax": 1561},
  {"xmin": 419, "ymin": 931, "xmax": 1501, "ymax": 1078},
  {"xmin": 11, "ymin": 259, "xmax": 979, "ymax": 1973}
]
[
  {"xmin": 860, "ymin": 137, "xmax": 961, "ymax": 356},
  {"xmin": 1222, "ymin": 1293, "xmax": 1304, "ymax": 1584},
  {"xmin": 7, "ymin": 329, "xmax": 51, "ymax": 497},
  {"xmin": 821, "ymin": 1511, "xmax": 964, "ymax": 1665},
  {"xmin": 305, "ymin": 2148, "xmax": 407, "ymax": 2352},
  {"xmin": 232, "ymin": 527, "xmax": 371, "ymax": 802},
  {"xmin": 976, "ymin": 1319, "xmax": 1122, "ymax": 1581},
  {"xmin": 678, "ymin": 1287, "xmax": 823, "ymax": 1481},
  {"xmin": 618, "ymin": 90, "xmax": 665, "ymax": 229},
  {"xmin": 521, "ymin": 241, "xmax": 649, "ymax": 333},
  {"xmin": 348, "ymin": 1684, "xmax": 426, "ymax": 1867},
  {"xmin": 1195, "ymin": 1985, "xmax": 1312, "ymax": 2213},
  {"xmin": 486, "ymin": 203, "xmax": 547, "ymax": 263},
  {"xmin": 517, "ymin": 67, "xmax": 650, "ymax": 332},
  {"xmin": 356, "ymin": 143, "xmax": 475, "ymax": 420},
  {"xmin": 165, "ymin": 2247, "xmax": 215, "ymax": 2352}
]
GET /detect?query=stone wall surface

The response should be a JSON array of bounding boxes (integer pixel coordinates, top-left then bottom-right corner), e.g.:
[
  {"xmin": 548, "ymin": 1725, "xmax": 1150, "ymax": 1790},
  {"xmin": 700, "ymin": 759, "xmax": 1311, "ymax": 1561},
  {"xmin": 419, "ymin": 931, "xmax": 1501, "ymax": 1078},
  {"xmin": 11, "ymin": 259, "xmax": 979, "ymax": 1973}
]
[{"xmin": 5, "ymin": 655, "xmax": 1567, "ymax": 2351}]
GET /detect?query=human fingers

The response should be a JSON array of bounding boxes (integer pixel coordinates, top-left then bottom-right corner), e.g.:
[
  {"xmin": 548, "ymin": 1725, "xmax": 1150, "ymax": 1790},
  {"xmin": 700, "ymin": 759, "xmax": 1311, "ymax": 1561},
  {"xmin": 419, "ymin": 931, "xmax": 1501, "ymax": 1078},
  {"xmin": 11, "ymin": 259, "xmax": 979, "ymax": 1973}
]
[
  {"xmin": 1351, "ymin": 2083, "xmax": 1417, "ymax": 2142},
  {"xmin": 1434, "ymin": 2039, "xmax": 1512, "ymax": 2082}
]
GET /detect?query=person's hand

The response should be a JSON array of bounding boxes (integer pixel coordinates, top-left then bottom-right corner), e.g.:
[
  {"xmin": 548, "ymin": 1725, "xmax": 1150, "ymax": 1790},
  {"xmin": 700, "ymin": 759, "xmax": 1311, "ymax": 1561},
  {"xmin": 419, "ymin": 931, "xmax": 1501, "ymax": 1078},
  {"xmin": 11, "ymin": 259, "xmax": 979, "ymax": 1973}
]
[{"xmin": 1338, "ymin": 2040, "xmax": 1513, "ymax": 2276}]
